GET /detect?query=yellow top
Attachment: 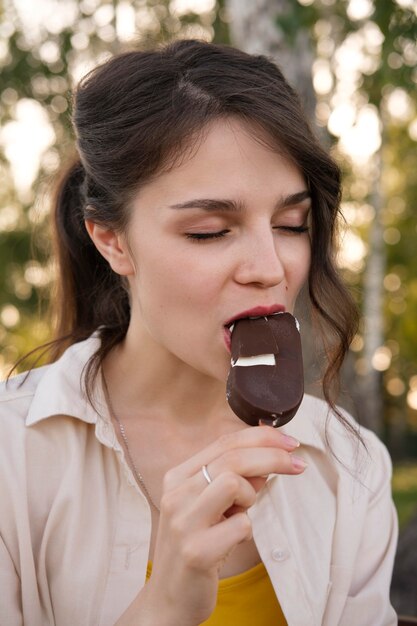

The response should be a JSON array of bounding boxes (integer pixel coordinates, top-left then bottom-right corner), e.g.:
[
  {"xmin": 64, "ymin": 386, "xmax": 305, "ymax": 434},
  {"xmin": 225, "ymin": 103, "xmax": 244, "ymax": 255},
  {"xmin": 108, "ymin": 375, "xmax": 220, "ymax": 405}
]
[{"xmin": 146, "ymin": 561, "xmax": 287, "ymax": 626}]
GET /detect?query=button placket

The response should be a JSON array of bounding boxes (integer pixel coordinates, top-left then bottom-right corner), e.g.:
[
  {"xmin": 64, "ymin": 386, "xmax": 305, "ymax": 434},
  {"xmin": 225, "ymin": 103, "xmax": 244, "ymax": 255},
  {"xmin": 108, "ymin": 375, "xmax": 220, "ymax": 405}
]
[{"xmin": 271, "ymin": 548, "xmax": 290, "ymax": 562}]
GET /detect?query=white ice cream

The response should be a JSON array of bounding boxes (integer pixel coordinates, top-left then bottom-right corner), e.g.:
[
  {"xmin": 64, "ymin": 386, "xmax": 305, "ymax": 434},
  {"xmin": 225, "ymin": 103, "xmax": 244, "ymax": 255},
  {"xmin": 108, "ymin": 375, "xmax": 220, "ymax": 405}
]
[{"xmin": 232, "ymin": 354, "xmax": 276, "ymax": 367}]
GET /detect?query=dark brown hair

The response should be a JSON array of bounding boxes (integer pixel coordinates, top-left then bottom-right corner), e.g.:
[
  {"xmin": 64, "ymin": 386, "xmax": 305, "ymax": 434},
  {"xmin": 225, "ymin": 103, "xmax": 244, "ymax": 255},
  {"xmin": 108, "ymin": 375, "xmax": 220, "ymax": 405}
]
[{"xmin": 49, "ymin": 40, "xmax": 357, "ymax": 429}]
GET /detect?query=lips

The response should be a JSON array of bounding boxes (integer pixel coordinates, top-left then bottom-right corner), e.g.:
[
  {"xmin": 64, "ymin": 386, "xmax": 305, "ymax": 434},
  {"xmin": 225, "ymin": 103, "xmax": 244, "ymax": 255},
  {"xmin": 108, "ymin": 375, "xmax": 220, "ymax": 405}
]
[{"xmin": 224, "ymin": 304, "xmax": 286, "ymax": 330}]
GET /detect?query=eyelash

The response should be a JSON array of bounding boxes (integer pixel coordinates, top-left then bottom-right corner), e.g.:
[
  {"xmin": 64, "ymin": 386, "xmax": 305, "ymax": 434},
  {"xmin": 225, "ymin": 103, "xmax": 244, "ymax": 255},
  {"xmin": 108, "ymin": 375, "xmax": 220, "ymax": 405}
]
[
  {"xmin": 276, "ymin": 225, "xmax": 309, "ymax": 234},
  {"xmin": 185, "ymin": 225, "xmax": 309, "ymax": 242},
  {"xmin": 186, "ymin": 229, "xmax": 230, "ymax": 241}
]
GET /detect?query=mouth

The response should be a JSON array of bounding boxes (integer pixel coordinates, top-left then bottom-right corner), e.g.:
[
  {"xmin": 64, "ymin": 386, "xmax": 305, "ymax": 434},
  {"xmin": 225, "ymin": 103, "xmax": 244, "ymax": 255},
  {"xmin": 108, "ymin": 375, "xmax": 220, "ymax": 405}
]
[
  {"xmin": 224, "ymin": 304, "xmax": 286, "ymax": 330},
  {"xmin": 223, "ymin": 304, "xmax": 286, "ymax": 352}
]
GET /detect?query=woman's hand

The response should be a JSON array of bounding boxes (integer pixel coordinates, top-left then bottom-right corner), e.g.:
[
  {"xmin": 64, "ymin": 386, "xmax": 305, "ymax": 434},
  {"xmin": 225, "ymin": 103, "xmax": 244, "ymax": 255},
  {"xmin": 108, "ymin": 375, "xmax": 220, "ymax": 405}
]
[{"xmin": 142, "ymin": 426, "xmax": 305, "ymax": 626}]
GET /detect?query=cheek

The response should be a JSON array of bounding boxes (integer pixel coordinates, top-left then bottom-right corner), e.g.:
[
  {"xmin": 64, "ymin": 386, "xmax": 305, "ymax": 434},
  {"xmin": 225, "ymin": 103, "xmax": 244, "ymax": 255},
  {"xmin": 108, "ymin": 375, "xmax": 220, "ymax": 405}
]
[
  {"xmin": 286, "ymin": 242, "xmax": 311, "ymax": 293},
  {"xmin": 135, "ymin": 246, "xmax": 222, "ymax": 314}
]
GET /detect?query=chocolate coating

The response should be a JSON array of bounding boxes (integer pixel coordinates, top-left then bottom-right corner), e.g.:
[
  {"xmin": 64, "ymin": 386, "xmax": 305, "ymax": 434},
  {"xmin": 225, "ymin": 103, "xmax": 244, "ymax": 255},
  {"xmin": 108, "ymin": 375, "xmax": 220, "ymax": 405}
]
[{"xmin": 226, "ymin": 312, "xmax": 304, "ymax": 427}]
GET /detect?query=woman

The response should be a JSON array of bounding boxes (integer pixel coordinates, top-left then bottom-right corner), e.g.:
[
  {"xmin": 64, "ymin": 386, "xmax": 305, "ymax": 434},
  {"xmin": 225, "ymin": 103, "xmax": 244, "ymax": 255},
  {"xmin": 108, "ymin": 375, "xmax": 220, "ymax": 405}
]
[{"xmin": 0, "ymin": 39, "xmax": 397, "ymax": 625}]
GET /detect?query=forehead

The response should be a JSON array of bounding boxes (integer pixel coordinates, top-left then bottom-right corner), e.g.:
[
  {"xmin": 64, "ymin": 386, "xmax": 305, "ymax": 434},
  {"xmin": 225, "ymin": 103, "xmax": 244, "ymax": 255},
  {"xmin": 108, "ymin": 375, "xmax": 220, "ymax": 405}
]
[{"xmin": 133, "ymin": 117, "xmax": 305, "ymax": 209}]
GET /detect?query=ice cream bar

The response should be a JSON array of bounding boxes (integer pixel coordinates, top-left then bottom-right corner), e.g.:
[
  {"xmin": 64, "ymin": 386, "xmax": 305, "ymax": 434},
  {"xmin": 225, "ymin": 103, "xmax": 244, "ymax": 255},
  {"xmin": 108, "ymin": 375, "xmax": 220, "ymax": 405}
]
[{"xmin": 226, "ymin": 312, "xmax": 303, "ymax": 427}]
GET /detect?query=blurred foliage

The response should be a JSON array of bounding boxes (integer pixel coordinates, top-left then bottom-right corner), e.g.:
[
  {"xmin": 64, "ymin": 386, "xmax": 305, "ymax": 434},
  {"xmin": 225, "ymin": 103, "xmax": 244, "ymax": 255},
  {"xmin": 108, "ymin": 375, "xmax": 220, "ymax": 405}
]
[
  {"xmin": 0, "ymin": 0, "xmax": 417, "ymax": 461},
  {"xmin": 392, "ymin": 462, "xmax": 417, "ymax": 528}
]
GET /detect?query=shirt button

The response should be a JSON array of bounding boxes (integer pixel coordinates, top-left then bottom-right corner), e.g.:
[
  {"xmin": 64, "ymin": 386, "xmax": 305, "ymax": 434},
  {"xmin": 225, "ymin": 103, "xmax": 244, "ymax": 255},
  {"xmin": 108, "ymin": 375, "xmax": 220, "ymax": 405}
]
[{"xmin": 271, "ymin": 548, "xmax": 289, "ymax": 562}]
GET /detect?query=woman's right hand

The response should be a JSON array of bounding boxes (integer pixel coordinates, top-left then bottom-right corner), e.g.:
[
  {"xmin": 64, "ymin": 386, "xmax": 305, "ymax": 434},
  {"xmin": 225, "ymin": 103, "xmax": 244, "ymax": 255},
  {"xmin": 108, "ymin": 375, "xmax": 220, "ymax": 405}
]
[{"xmin": 133, "ymin": 426, "xmax": 305, "ymax": 626}]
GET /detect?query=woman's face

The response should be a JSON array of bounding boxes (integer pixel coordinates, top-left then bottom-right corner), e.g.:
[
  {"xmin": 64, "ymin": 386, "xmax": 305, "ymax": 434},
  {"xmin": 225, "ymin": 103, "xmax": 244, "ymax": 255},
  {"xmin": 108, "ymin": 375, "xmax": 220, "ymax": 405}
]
[{"xmin": 124, "ymin": 118, "xmax": 311, "ymax": 380}]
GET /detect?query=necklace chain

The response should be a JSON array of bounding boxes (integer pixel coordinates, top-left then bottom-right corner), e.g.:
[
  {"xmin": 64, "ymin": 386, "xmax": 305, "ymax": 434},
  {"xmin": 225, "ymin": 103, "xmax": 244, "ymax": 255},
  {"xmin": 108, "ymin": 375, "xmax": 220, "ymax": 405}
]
[{"xmin": 101, "ymin": 373, "xmax": 160, "ymax": 512}]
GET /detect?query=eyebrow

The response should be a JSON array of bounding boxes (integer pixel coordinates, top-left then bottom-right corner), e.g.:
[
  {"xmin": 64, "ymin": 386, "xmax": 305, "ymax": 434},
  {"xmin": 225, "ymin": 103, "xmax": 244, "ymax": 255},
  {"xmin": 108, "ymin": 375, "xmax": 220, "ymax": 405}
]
[{"xmin": 168, "ymin": 190, "xmax": 311, "ymax": 212}]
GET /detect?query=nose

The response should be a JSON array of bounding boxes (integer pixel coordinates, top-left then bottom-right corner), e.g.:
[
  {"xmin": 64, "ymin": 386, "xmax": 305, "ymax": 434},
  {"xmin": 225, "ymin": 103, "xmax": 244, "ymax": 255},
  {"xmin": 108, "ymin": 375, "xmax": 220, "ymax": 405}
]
[{"xmin": 234, "ymin": 227, "xmax": 285, "ymax": 288}]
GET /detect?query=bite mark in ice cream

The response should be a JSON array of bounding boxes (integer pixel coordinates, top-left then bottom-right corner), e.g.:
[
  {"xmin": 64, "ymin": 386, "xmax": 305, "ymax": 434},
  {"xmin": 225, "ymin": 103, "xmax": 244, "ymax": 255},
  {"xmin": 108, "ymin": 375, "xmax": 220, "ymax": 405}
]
[
  {"xmin": 232, "ymin": 354, "xmax": 275, "ymax": 367},
  {"xmin": 226, "ymin": 312, "xmax": 304, "ymax": 427}
]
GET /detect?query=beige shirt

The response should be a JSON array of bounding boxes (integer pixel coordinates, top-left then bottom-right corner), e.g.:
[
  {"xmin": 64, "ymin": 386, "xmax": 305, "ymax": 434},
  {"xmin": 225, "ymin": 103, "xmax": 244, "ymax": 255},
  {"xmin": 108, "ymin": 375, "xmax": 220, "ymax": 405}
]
[{"xmin": 0, "ymin": 336, "xmax": 398, "ymax": 626}]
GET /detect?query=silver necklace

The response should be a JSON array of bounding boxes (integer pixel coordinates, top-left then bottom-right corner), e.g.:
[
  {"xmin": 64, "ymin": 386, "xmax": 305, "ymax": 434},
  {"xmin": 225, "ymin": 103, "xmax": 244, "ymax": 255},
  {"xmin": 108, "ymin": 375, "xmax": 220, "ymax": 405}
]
[{"xmin": 102, "ymin": 373, "xmax": 160, "ymax": 512}]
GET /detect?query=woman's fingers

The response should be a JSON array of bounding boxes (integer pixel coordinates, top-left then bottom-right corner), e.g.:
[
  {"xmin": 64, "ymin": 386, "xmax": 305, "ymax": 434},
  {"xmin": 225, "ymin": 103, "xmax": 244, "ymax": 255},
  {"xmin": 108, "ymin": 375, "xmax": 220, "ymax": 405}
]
[
  {"xmin": 163, "ymin": 426, "xmax": 301, "ymax": 490},
  {"xmin": 182, "ymin": 471, "xmax": 257, "ymax": 529},
  {"xmin": 160, "ymin": 430, "xmax": 306, "ymax": 527},
  {"xmin": 161, "ymin": 445, "xmax": 306, "ymax": 534},
  {"xmin": 179, "ymin": 513, "xmax": 253, "ymax": 572},
  {"xmin": 207, "ymin": 446, "xmax": 306, "ymax": 480},
  {"xmin": 161, "ymin": 444, "xmax": 305, "ymax": 522},
  {"xmin": 160, "ymin": 470, "xmax": 255, "ymax": 531},
  {"xmin": 246, "ymin": 476, "xmax": 269, "ymax": 493}
]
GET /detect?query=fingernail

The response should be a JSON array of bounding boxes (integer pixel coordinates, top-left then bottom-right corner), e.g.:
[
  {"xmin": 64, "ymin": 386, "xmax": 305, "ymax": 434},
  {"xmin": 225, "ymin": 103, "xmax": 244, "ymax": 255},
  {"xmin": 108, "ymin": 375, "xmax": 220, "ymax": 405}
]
[
  {"xmin": 290, "ymin": 455, "xmax": 307, "ymax": 471},
  {"xmin": 282, "ymin": 434, "xmax": 300, "ymax": 449}
]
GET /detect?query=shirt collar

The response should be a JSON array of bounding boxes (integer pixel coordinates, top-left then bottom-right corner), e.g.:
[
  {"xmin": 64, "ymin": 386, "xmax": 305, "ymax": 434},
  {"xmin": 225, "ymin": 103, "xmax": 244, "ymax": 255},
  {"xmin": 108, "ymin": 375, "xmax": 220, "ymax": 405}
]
[
  {"xmin": 280, "ymin": 394, "xmax": 330, "ymax": 452},
  {"xmin": 26, "ymin": 335, "xmax": 107, "ymax": 427}
]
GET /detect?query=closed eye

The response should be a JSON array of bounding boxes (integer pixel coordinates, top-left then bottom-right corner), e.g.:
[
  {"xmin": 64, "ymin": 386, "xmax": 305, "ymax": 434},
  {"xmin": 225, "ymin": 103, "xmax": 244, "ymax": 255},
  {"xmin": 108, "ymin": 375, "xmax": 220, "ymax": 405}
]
[
  {"xmin": 185, "ymin": 229, "xmax": 230, "ymax": 241},
  {"xmin": 275, "ymin": 225, "xmax": 309, "ymax": 234}
]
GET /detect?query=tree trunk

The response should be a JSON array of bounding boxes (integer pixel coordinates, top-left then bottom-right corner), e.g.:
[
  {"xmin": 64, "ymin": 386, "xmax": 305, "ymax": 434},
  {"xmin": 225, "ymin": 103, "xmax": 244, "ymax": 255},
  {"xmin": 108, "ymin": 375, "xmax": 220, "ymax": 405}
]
[
  {"xmin": 225, "ymin": 0, "xmax": 316, "ymax": 121},
  {"xmin": 359, "ymin": 150, "xmax": 385, "ymax": 435}
]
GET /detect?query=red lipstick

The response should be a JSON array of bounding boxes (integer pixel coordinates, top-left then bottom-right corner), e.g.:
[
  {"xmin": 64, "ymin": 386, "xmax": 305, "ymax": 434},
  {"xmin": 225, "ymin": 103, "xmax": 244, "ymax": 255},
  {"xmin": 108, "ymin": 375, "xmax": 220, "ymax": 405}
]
[{"xmin": 224, "ymin": 304, "xmax": 286, "ymax": 329}]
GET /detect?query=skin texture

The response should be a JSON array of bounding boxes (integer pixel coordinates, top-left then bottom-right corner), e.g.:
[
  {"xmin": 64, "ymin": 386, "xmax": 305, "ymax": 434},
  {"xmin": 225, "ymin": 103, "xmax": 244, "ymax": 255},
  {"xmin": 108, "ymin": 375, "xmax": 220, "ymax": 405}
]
[{"xmin": 86, "ymin": 117, "xmax": 311, "ymax": 625}]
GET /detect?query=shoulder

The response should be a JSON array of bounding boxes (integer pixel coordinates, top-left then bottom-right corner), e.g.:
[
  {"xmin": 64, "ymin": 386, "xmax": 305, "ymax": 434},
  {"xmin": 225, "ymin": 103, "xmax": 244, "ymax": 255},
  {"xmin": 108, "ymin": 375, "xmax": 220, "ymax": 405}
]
[
  {"xmin": 0, "ymin": 366, "xmax": 56, "ymax": 510},
  {"xmin": 0, "ymin": 365, "xmax": 60, "ymax": 483},
  {"xmin": 0, "ymin": 335, "xmax": 102, "ymax": 471},
  {"xmin": 1, "ymin": 335, "xmax": 101, "ymax": 429},
  {"xmin": 0, "ymin": 366, "xmax": 50, "ymax": 431},
  {"xmin": 0, "ymin": 339, "xmax": 105, "ymax": 512}
]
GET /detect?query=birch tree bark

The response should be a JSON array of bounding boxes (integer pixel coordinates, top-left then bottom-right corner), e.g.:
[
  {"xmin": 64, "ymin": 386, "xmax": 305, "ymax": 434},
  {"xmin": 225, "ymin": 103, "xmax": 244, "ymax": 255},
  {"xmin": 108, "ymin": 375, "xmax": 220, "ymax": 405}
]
[
  {"xmin": 226, "ymin": 0, "xmax": 316, "ymax": 121},
  {"xmin": 361, "ymin": 150, "xmax": 385, "ymax": 435}
]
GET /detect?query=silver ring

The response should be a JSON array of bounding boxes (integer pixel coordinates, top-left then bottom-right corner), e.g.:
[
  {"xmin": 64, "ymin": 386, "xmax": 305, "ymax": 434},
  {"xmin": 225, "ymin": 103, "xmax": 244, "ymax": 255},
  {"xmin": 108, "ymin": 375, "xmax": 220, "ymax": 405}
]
[{"xmin": 201, "ymin": 464, "xmax": 213, "ymax": 485}]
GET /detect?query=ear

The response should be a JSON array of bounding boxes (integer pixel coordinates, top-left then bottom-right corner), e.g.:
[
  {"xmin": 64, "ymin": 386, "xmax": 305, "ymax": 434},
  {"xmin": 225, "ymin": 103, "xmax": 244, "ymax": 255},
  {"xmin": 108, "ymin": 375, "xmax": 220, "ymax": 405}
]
[{"xmin": 85, "ymin": 220, "xmax": 134, "ymax": 276}]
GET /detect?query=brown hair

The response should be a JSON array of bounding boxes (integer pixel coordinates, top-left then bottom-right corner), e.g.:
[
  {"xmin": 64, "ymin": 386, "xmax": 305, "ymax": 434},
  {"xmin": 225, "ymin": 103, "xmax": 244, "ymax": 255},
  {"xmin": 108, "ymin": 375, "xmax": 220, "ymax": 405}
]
[{"xmin": 47, "ymin": 40, "xmax": 358, "ymax": 430}]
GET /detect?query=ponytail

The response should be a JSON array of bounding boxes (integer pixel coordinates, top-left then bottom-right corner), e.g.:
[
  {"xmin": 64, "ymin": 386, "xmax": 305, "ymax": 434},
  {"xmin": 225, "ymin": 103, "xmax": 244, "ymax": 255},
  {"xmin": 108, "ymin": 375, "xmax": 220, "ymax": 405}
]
[{"xmin": 50, "ymin": 158, "xmax": 130, "ymax": 362}]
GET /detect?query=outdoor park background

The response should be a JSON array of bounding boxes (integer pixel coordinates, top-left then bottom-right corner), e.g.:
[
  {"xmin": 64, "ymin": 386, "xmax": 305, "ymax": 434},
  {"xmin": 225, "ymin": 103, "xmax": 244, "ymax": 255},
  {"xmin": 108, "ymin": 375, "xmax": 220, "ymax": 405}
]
[{"xmin": 1, "ymin": 0, "xmax": 416, "ymax": 615}]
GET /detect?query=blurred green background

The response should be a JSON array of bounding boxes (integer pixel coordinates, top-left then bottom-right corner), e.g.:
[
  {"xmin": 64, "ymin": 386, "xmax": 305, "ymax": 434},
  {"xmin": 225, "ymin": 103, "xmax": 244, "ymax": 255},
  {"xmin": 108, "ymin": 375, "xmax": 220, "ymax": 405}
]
[{"xmin": 1, "ymin": 0, "xmax": 417, "ymax": 612}]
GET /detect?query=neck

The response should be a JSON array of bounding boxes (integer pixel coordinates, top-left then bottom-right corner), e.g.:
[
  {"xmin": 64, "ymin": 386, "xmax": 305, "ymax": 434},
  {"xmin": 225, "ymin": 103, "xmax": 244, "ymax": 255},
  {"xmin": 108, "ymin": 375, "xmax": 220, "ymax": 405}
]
[{"xmin": 102, "ymin": 325, "xmax": 233, "ymax": 430}]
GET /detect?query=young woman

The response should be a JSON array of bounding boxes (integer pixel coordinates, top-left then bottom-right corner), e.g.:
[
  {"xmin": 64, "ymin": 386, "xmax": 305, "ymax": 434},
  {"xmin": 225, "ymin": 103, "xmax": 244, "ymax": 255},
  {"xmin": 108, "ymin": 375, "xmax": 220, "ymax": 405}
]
[{"xmin": 0, "ymin": 40, "xmax": 397, "ymax": 626}]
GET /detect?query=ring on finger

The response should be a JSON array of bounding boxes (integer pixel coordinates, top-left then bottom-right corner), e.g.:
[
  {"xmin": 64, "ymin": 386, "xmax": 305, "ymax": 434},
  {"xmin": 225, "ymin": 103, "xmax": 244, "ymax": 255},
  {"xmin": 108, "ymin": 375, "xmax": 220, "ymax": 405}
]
[{"xmin": 201, "ymin": 464, "xmax": 213, "ymax": 485}]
